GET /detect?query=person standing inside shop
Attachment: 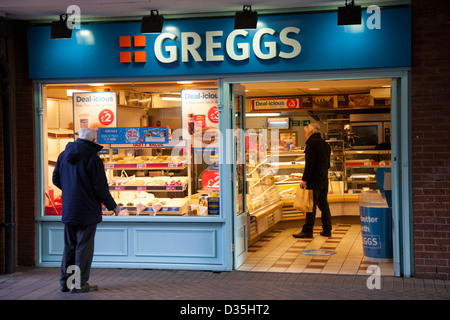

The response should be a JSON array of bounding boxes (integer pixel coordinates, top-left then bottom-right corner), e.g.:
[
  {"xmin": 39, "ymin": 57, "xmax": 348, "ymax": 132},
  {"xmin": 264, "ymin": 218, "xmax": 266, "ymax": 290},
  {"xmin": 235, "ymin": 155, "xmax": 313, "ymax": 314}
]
[
  {"xmin": 293, "ymin": 123, "xmax": 332, "ymax": 238},
  {"xmin": 53, "ymin": 127, "xmax": 120, "ymax": 293}
]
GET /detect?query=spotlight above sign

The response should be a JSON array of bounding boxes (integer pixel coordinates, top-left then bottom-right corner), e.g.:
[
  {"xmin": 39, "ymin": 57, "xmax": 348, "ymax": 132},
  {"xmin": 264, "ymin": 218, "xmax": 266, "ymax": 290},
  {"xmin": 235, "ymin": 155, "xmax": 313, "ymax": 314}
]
[
  {"xmin": 337, "ymin": 0, "xmax": 362, "ymax": 26},
  {"xmin": 141, "ymin": 10, "xmax": 165, "ymax": 33},
  {"xmin": 234, "ymin": 5, "xmax": 258, "ymax": 29},
  {"xmin": 51, "ymin": 14, "xmax": 73, "ymax": 39}
]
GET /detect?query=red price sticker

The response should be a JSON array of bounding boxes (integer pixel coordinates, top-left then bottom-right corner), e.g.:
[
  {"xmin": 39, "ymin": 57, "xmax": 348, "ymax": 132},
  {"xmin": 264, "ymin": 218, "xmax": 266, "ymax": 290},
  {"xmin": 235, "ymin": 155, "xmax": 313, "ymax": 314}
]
[
  {"xmin": 98, "ymin": 109, "xmax": 115, "ymax": 126},
  {"xmin": 201, "ymin": 170, "xmax": 220, "ymax": 191},
  {"xmin": 286, "ymin": 99, "xmax": 298, "ymax": 108},
  {"xmin": 207, "ymin": 106, "xmax": 219, "ymax": 124}
]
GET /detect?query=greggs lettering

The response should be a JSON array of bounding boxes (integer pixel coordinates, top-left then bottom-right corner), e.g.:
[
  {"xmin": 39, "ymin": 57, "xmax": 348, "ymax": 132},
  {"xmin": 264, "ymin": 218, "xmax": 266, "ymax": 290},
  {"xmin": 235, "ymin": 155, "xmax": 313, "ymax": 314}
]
[{"xmin": 154, "ymin": 27, "xmax": 301, "ymax": 63}]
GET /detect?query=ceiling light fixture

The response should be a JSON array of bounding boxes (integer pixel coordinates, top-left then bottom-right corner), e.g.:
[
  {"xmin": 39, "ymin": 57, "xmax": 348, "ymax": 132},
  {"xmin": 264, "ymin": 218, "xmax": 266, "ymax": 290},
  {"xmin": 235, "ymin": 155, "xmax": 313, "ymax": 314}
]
[
  {"xmin": 160, "ymin": 93, "xmax": 181, "ymax": 101},
  {"xmin": 67, "ymin": 89, "xmax": 88, "ymax": 96},
  {"xmin": 246, "ymin": 112, "xmax": 281, "ymax": 117},
  {"xmin": 337, "ymin": 0, "xmax": 362, "ymax": 26},
  {"xmin": 51, "ymin": 14, "xmax": 73, "ymax": 39},
  {"xmin": 141, "ymin": 10, "xmax": 165, "ymax": 33},
  {"xmin": 235, "ymin": 5, "xmax": 258, "ymax": 30}
]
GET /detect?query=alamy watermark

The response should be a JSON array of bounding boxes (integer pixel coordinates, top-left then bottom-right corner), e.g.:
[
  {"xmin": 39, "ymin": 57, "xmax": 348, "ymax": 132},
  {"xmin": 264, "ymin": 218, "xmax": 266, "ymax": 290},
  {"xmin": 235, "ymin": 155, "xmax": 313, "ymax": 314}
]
[
  {"xmin": 66, "ymin": 5, "xmax": 81, "ymax": 30},
  {"xmin": 168, "ymin": 127, "xmax": 283, "ymax": 167},
  {"xmin": 66, "ymin": 265, "xmax": 81, "ymax": 290},
  {"xmin": 366, "ymin": 5, "xmax": 381, "ymax": 30},
  {"xmin": 366, "ymin": 265, "xmax": 382, "ymax": 289}
]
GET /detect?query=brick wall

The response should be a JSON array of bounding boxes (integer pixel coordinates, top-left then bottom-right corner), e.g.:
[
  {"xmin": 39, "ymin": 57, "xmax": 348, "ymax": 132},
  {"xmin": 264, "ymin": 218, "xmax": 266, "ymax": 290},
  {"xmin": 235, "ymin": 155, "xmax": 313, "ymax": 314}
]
[
  {"xmin": 0, "ymin": 20, "xmax": 35, "ymax": 271},
  {"xmin": 13, "ymin": 21, "xmax": 35, "ymax": 267},
  {"xmin": 411, "ymin": 0, "xmax": 450, "ymax": 280}
]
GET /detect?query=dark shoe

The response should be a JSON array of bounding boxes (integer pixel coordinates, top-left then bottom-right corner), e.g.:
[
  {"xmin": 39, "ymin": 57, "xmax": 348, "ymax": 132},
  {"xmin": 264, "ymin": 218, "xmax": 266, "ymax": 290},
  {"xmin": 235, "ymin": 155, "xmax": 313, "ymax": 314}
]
[
  {"xmin": 70, "ymin": 283, "xmax": 98, "ymax": 293},
  {"xmin": 293, "ymin": 232, "xmax": 313, "ymax": 239},
  {"xmin": 320, "ymin": 231, "xmax": 332, "ymax": 237},
  {"xmin": 59, "ymin": 285, "xmax": 69, "ymax": 293}
]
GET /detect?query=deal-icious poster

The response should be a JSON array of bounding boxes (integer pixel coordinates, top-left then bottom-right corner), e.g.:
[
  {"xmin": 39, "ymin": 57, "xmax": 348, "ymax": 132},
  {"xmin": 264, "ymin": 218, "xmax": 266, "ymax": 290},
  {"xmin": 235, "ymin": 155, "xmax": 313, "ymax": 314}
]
[
  {"xmin": 72, "ymin": 91, "xmax": 118, "ymax": 134},
  {"xmin": 181, "ymin": 89, "xmax": 219, "ymax": 152},
  {"xmin": 181, "ymin": 89, "xmax": 219, "ymax": 192}
]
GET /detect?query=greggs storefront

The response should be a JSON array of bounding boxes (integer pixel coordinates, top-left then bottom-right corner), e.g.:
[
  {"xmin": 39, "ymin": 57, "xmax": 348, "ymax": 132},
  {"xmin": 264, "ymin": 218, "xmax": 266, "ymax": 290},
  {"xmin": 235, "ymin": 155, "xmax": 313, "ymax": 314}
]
[{"xmin": 29, "ymin": 6, "xmax": 414, "ymax": 276}]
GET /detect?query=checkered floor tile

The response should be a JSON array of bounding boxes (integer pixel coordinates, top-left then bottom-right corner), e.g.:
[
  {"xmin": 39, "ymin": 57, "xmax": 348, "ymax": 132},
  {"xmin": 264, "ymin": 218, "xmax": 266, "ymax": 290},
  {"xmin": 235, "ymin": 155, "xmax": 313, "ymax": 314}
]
[{"xmin": 238, "ymin": 224, "xmax": 395, "ymax": 276}]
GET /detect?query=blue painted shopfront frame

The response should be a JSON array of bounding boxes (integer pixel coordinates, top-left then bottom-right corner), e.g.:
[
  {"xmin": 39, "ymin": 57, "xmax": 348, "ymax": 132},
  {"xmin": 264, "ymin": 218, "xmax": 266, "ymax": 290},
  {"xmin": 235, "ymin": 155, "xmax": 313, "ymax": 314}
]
[{"xmin": 33, "ymin": 7, "xmax": 412, "ymax": 273}]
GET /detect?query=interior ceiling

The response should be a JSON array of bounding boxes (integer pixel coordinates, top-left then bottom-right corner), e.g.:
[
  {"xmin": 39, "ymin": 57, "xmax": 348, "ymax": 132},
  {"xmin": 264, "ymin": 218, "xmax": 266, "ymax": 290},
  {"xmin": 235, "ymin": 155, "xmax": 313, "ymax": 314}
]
[
  {"xmin": 1, "ymin": 0, "xmax": 402, "ymax": 21},
  {"xmin": 242, "ymin": 79, "xmax": 391, "ymax": 97},
  {"xmin": 47, "ymin": 78, "xmax": 392, "ymax": 98}
]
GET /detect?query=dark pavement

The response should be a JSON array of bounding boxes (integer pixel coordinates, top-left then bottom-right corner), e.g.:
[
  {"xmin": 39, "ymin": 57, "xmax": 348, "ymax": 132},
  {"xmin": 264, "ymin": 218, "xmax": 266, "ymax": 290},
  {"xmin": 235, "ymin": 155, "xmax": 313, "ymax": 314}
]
[{"xmin": 0, "ymin": 267, "xmax": 448, "ymax": 316}]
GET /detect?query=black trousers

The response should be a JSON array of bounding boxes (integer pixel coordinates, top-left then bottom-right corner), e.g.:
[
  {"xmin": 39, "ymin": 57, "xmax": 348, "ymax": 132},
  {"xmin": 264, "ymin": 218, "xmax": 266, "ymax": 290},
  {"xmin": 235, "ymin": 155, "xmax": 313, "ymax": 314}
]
[
  {"xmin": 60, "ymin": 223, "xmax": 97, "ymax": 288},
  {"xmin": 301, "ymin": 184, "xmax": 332, "ymax": 234}
]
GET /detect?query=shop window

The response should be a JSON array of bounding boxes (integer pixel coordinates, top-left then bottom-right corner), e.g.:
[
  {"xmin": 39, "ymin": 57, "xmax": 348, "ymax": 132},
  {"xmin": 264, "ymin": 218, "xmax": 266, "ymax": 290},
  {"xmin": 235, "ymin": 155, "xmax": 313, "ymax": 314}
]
[{"xmin": 42, "ymin": 81, "xmax": 220, "ymax": 219}]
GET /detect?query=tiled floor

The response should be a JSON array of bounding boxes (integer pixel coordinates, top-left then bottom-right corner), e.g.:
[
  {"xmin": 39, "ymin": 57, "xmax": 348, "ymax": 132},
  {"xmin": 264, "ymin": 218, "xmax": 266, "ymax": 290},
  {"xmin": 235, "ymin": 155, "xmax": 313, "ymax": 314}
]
[{"xmin": 238, "ymin": 224, "xmax": 395, "ymax": 276}]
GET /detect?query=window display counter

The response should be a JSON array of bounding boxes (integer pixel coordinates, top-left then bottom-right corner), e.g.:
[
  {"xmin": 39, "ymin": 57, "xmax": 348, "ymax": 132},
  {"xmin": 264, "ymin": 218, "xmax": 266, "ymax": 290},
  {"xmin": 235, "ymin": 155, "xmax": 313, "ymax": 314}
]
[{"xmin": 103, "ymin": 151, "xmax": 191, "ymax": 216}]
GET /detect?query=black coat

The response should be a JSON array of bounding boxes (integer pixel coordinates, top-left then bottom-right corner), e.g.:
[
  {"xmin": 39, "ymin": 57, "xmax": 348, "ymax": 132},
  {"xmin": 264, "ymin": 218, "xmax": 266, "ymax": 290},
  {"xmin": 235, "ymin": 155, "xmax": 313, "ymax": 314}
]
[
  {"xmin": 302, "ymin": 133, "xmax": 331, "ymax": 188},
  {"xmin": 53, "ymin": 138, "xmax": 117, "ymax": 225}
]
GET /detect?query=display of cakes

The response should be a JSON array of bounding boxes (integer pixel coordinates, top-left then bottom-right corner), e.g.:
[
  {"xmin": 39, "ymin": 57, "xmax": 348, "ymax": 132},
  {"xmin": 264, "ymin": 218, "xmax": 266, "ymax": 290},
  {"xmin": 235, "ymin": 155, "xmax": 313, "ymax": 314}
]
[
  {"xmin": 108, "ymin": 176, "xmax": 188, "ymax": 188},
  {"xmin": 104, "ymin": 155, "xmax": 187, "ymax": 164},
  {"xmin": 104, "ymin": 191, "xmax": 189, "ymax": 216}
]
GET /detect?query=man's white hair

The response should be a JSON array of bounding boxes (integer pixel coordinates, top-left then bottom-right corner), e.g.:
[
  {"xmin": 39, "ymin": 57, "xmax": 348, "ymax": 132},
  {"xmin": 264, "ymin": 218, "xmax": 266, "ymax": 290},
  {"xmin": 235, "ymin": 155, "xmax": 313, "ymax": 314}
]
[
  {"xmin": 78, "ymin": 128, "xmax": 96, "ymax": 142},
  {"xmin": 304, "ymin": 123, "xmax": 321, "ymax": 135}
]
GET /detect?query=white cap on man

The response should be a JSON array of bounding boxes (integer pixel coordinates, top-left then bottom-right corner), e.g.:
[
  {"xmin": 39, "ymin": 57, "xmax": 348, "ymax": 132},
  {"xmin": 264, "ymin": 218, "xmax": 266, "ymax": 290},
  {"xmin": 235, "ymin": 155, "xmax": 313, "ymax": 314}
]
[{"xmin": 78, "ymin": 128, "xmax": 96, "ymax": 142}]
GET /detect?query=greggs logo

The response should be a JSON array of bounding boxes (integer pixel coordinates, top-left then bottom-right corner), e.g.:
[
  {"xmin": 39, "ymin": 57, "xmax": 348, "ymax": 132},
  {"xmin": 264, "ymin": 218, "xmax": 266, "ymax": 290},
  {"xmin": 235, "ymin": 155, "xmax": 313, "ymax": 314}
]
[
  {"xmin": 120, "ymin": 35, "xmax": 147, "ymax": 63},
  {"xmin": 119, "ymin": 27, "xmax": 302, "ymax": 64}
]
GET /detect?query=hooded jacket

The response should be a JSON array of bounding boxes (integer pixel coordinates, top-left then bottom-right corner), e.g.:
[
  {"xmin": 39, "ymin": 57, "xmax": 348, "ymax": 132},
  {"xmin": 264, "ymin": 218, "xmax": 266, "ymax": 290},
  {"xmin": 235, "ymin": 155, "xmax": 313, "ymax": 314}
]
[
  {"xmin": 52, "ymin": 138, "xmax": 117, "ymax": 225},
  {"xmin": 302, "ymin": 133, "xmax": 331, "ymax": 188}
]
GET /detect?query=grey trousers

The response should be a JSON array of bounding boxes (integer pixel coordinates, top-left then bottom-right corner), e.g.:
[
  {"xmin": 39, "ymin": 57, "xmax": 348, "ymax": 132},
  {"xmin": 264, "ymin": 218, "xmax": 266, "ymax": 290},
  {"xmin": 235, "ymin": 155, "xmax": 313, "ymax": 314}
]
[{"xmin": 60, "ymin": 223, "xmax": 97, "ymax": 288}]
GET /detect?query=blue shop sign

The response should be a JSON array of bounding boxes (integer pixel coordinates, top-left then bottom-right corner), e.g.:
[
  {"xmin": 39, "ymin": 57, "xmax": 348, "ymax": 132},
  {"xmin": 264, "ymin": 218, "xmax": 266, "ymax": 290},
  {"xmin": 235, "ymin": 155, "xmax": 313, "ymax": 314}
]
[{"xmin": 27, "ymin": 7, "xmax": 411, "ymax": 79}]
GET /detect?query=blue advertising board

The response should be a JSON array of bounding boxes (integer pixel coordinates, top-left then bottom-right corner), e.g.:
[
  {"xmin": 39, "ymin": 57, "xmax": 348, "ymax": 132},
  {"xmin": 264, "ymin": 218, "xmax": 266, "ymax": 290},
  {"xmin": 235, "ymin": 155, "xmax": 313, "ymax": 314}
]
[
  {"xmin": 97, "ymin": 127, "xmax": 168, "ymax": 144},
  {"xmin": 27, "ymin": 7, "xmax": 411, "ymax": 79}
]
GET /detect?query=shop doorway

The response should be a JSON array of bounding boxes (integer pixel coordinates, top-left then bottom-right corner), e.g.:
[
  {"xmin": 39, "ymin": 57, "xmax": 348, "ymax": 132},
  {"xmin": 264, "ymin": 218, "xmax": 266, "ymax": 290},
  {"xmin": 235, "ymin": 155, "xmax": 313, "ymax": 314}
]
[{"xmin": 226, "ymin": 74, "xmax": 410, "ymax": 276}]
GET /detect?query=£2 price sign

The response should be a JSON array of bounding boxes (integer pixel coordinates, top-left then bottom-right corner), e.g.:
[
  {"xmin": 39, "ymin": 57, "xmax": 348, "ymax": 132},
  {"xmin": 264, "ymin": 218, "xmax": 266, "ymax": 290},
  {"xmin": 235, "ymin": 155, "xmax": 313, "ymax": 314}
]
[
  {"xmin": 99, "ymin": 109, "xmax": 115, "ymax": 126},
  {"xmin": 201, "ymin": 170, "xmax": 220, "ymax": 191}
]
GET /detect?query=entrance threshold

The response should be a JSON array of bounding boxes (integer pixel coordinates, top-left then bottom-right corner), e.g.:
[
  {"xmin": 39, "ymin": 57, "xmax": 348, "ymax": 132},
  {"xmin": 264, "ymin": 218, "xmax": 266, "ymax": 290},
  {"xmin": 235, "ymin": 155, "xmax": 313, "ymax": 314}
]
[{"xmin": 237, "ymin": 222, "xmax": 395, "ymax": 276}]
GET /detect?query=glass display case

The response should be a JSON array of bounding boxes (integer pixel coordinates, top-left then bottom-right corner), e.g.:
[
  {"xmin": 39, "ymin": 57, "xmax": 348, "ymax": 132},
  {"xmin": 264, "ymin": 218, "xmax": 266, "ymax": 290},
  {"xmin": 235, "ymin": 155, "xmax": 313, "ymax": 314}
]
[
  {"xmin": 246, "ymin": 159, "xmax": 283, "ymax": 241},
  {"xmin": 246, "ymin": 171, "xmax": 281, "ymax": 213},
  {"xmin": 267, "ymin": 151, "xmax": 305, "ymax": 201},
  {"xmin": 103, "ymin": 148, "xmax": 191, "ymax": 216},
  {"xmin": 344, "ymin": 150, "xmax": 391, "ymax": 193}
]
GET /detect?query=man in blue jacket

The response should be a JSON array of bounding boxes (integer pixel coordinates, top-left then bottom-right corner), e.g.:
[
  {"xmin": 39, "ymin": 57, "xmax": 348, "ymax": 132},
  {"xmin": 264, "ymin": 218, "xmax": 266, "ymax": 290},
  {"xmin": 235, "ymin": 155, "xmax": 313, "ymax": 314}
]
[
  {"xmin": 53, "ymin": 128, "xmax": 120, "ymax": 293},
  {"xmin": 293, "ymin": 123, "xmax": 332, "ymax": 238}
]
